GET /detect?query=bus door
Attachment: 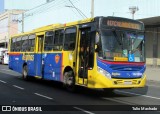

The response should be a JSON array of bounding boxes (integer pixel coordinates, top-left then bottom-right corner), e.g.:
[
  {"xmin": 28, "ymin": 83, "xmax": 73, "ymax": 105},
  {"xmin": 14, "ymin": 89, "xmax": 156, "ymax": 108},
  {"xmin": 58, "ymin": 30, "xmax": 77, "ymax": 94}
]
[
  {"xmin": 35, "ymin": 35, "xmax": 44, "ymax": 77},
  {"xmin": 78, "ymin": 28, "xmax": 91, "ymax": 85}
]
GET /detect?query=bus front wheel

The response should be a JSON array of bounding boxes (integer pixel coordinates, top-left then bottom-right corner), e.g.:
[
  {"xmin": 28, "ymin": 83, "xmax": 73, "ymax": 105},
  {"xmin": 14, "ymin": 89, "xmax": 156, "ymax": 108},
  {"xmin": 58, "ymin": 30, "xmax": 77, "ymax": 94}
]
[
  {"xmin": 63, "ymin": 71, "xmax": 76, "ymax": 92},
  {"xmin": 23, "ymin": 65, "xmax": 28, "ymax": 80}
]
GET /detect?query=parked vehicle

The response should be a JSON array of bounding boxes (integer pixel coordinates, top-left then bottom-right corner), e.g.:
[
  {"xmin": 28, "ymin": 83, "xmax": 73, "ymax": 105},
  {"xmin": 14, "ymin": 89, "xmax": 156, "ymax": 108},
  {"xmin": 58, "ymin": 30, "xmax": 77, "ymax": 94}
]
[
  {"xmin": 1, "ymin": 50, "xmax": 9, "ymax": 64},
  {"xmin": 0, "ymin": 48, "xmax": 8, "ymax": 64}
]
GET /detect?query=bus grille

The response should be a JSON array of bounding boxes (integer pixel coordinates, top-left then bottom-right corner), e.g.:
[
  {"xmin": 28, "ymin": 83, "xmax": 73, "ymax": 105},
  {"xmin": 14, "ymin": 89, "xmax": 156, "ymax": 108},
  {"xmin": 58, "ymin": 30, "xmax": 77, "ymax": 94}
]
[
  {"xmin": 109, "ymin": 65, "xmax": 142, "ymax": 71},
  {"xmin": 113, "ymin": 80, "xmax": 140, "ymax": 85}
]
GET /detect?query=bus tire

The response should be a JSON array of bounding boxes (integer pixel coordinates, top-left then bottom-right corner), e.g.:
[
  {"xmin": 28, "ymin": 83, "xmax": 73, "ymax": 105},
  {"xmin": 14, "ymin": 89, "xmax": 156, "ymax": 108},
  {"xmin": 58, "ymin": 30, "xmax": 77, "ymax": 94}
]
[
  {"xmin": 22, "ymin": 65, "xmax": 28, "ymax": 80},
  {"xmin": 63, "ymin": 71, "xmax": 76, "ymax": 92}
]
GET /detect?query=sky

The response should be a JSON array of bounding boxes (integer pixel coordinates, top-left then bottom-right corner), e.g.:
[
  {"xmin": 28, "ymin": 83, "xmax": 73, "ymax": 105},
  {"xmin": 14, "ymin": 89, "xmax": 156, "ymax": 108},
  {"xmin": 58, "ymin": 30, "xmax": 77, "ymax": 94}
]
[
  {"xmin": 3, "ymin": 0, "xmax": 160, "ymax": 32},
  {"xmin": 0, "ymin": 0, "xmax": 4, "ymax": 13}
]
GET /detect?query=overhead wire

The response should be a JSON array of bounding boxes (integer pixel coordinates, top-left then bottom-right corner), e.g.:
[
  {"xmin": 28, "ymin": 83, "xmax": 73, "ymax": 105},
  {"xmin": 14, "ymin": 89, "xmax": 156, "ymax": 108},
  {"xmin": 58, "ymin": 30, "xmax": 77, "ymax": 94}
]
[
  {"xmin": 26, "ymin": 0, "xmax": 58, "ymax": 17},
  {"xmin": 67, "ymin": 5, "xmax": 82, "ymax": 19},
  {"xmin": 4, "ymin": 0, "xmax": 81, "ymax": 33},
  {"xmin": 15, "ymin": 0, "xmax": 56, "ymax": 20},
  {"xmin": 14, "ymin": 0, "xmax": 81, "ymax": 22},
  {"xmin": 28, "ymin": 0, "xmax": 80, "ymax": 17},
  {"xmin": 68, "ymin": 0, "xmax": 87, "ymax": 19},
  {"xmin": 23, "ymin": 0, "xmax": 81, "ymax": 21},
  {"xmin": 27, "ymin": 0, "xmax": 56, "ymax": 12},
  {"xmin": 29, "ymin": 0, "xmax": 66, "ymax": 17},
  {"xmin": 31, "ymin": 0, "xmax": 84, "ymax": 21},
  {"xmin": 65, "ymin": 0, "xmax": 83, "ymax": 19}
]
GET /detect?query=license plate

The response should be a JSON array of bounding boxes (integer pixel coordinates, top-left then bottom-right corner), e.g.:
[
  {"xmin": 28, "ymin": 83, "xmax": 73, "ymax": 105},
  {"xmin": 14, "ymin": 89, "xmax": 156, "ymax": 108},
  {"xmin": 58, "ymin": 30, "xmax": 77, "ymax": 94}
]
[{"xmin": 124, "ymin": 81, "xmax": 132, "ymax": 85}]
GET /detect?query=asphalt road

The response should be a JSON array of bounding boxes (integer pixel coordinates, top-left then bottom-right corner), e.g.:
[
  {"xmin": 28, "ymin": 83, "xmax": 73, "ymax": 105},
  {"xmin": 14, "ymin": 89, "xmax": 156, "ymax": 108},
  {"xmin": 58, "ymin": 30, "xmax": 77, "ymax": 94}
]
[{"xmin": 0, "ymin": 65, "xmax": 160, "ymax": 114}]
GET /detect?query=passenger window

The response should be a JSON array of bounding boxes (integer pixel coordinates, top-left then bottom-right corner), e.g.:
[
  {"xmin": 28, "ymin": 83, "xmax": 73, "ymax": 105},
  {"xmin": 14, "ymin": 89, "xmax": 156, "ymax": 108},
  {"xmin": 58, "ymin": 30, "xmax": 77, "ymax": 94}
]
[
  {"xmin": 64, "ymin": 27, "xmax": 76, "ymax": 50},
  {"xmin": 15, "ymin": 37, "xmax": 22, "ymax": 52},
  {"xmin": 28, "ymin": 34, "xmax": 35, "ymax": 52},
  {"xmin": 44, "ymin": 31, "xmax": 54, "ymax": 51},
  {"xmin": 53, "ymin": 30, "xmax": 64, "ymax": 50},
  {"xmin": 21, "ymin": 36, "xmax": 28, "ymax": 52},
  {"xmin": 59, "ymin": 30, "xmax": 64, "ymax": 46},
  {"xmin": 11, "ymin": 38, "xmax": 16, "ymax": 52}
]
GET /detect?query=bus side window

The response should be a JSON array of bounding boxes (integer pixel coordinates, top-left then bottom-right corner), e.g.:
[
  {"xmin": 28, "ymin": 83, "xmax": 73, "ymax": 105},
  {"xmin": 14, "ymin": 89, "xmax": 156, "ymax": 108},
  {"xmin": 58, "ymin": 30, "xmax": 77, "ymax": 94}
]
[
  {"xmin": 54, "ymin": 30, "xmax": 64, "ymax": 50},
  {"xmin": 28, "ymin": 34, "xmax": 35, "ymax": 52},
  {"xmin": 21, "ymin": 35, "xmax": 28, "ymax": 52},
  {"xmin": 59, "ymin": 30, "xmax": 64, "ymax": 50},
  {"xmin": 64, "ymin": 27, "xmax": 76, "ymax": 50},
  {"xmin": 88, "ymin": 31, "xmax": 96, "ymax": 68},
  {"xmin": 11, "ymin": 38, "xmax": 16, "ymax": 52},
  {"xmin": 15, "ymin": 37, "xmax": 22, "ymax": 52},
  {"xmin": 44, "ymin": 31, "xmax": 54, "ymax": 51}
]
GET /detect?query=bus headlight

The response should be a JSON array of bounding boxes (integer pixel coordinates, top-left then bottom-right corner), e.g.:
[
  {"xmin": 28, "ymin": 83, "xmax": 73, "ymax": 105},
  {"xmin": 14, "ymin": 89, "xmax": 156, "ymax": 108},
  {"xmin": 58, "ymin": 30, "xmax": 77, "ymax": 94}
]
[{"xmin": 97, "ymin": 67, "xmax": 111, "ymax": 79}]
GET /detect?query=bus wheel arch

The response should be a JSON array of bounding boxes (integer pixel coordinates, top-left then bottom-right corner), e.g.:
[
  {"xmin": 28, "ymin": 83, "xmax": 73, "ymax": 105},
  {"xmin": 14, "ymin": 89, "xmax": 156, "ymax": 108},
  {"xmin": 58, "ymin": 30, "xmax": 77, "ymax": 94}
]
[
  {"xmin": 63, "ymin": 66, "xmax": 76, "ymax": 91},
  {"xmin": 22, "ymin": 63, "xmax": 28, "ymax": 80}
]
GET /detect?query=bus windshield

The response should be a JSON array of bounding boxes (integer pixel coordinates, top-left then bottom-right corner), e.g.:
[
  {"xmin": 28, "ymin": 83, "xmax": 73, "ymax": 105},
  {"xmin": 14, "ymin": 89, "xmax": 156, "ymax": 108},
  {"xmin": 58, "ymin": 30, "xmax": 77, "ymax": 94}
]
[{"xmin": 98, "ymin": 29, "xmax": 145, "ymax": 62}]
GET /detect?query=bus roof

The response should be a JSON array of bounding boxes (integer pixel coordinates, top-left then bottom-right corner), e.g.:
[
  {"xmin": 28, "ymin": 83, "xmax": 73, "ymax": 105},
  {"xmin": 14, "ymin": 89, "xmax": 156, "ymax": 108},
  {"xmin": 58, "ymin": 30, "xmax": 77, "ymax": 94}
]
[
  {"xmin": 11, "ymin": 18, "xmax": 94, "ymax": 38},
  {"xmin": 11, "ymin": 16, "xmax": 144, "ymax": 38}
]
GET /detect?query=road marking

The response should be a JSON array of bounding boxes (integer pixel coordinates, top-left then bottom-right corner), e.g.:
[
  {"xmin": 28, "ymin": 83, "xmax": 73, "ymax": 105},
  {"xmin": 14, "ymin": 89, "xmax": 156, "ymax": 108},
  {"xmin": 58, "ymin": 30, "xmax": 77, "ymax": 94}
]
[
  {"xmin": 0, "ymin": 80, "xmax": 7, "ymax": 83},
  {"xmin": 1, "ymin": 69, "xmax": 12, "ymax": 72},
  {"xmin": 147, "ymin": 84, "xmax": 160, "ymax": 88},
  {"xmin": 13, "ymin": 85, "xmax": 24, "ymax": 90},
  {"xmin": 116, "ymin": 90, "xmax": 160, "ymax": 100},
  {"xmin": 0, "ymin": 70, "xmax": 20, "ymax": 76},
  {"xmin": 34, "ymin": 93, "xmax": 53, "ymax": 100},
  {"xmin": 102, "ymin": 97, "xmax": 136, "ymax": 105},
  {"xmin": 73, "ymin": 107, "xmax": 95, "ymax": 114}
]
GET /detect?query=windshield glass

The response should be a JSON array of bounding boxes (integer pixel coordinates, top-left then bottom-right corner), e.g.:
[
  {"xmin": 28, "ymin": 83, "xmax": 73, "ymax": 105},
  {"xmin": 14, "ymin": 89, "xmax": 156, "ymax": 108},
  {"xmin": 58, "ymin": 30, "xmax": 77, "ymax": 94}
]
[{"xmin": 98, "ymin": 29, "xmax": 145, "ymax": 62}]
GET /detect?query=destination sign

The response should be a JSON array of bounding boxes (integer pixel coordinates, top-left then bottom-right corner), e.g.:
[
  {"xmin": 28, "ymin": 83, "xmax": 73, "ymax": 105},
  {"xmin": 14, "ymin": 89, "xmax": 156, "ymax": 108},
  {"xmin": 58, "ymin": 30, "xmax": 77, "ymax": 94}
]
[
  {"xmin": 101, "ymin": 17, "xmax": 144, "ymax": 30},
  {"xmin": 107, "ymin": 20, "xmax": 141, "ymax": 30}
]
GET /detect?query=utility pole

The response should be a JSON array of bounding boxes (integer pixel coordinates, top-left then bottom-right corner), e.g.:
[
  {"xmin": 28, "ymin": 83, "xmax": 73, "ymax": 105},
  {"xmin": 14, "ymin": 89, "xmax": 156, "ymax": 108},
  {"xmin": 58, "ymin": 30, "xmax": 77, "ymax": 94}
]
[
  {"xmin": 5, "ymin": 36, "xmax": 6, "ymax": 48},
  {"xmin": 13, "ymin": 12, "xmax": 25, "ymax": 33},
  {"xmin": 7, "ymin": 12, "xmax": 10, "ymax": 48},
  {"xmin": 91, "ymin": 0, "xmax": 94, "ymax": 18},
  {"xmin": 22, "ymin": 13, "xmax": 24, "ymax": 33},
  {"xmin": 129, "ymin": 6, "xmax": 139, "ymax": 19}
]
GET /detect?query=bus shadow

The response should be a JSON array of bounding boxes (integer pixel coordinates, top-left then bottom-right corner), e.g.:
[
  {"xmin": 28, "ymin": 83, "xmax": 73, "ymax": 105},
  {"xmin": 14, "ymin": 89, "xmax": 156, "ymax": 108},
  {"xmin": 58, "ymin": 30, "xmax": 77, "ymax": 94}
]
[
  {"xmin": 17, "ymin": 77, "xmax": 148, "ymax": 98},
  {"xmin": 115, "ymin": 86, "xmax": 149, "ymax": 96},
  {"xmin": 72, "ymin": 86, "xmax": 149, "ymax": 98},
  {"xmin": 18, "ymin": 76, "xmax": 65, "ymax": 90}
]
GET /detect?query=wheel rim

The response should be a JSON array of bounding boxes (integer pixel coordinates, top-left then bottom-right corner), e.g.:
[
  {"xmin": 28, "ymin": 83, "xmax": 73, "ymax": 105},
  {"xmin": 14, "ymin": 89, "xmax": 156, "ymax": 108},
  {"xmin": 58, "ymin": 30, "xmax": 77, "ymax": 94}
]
[
  {"xmin": 64, "ymin": 72, "xmax": 73, "ymax": 86},
  {"xmin": 63, "ymin": 71, "xmax": 75, "ymax": 91}
]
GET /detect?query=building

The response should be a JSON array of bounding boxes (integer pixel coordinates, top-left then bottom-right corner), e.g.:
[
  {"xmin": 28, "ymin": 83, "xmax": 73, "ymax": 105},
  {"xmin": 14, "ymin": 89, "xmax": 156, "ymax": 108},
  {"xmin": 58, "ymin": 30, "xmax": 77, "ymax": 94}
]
[
  {"xmin": 139, "ymin": 17, "xmax": 160, "ymax": 67},
  {"xmin": 0, "ymin": 10, "xmax": 24, "ymax": 48},
  {"xmin": 0, "ymin": 0, "xmax": 28, "ymax": 48}
]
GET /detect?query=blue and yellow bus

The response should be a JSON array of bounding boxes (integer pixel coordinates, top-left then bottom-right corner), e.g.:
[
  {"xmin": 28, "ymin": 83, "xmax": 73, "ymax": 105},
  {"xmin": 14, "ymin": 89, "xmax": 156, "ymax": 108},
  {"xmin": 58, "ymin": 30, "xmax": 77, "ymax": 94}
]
[{"xmin": 9, "ymin": 16, "xmax": 146, "ymax": 91}]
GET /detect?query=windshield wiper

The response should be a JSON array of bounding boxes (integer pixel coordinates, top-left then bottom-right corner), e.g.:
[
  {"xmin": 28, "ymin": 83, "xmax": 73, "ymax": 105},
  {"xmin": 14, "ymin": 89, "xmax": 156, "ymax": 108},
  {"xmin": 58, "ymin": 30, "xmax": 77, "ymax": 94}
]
[
  {"xmin": 132, "ymin": 33, "xmax": 138, "ymax": 46},
  {"xmin": 112, "ymin": 30, "xmax": 123, "ymax": 49}
]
